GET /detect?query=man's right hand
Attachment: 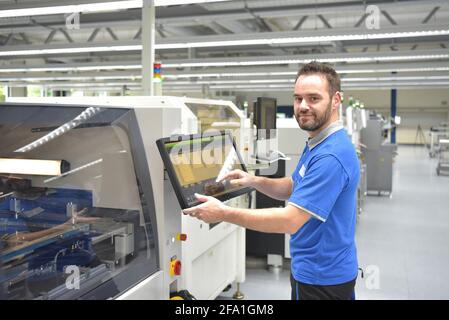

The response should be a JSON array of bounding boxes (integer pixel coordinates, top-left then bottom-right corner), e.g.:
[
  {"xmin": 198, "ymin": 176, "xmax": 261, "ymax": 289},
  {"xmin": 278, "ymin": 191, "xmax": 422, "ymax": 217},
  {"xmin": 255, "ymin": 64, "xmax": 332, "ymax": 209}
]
[{"xmin": 217, "ymin": 169, "xmax": 256, "ymax": 188}]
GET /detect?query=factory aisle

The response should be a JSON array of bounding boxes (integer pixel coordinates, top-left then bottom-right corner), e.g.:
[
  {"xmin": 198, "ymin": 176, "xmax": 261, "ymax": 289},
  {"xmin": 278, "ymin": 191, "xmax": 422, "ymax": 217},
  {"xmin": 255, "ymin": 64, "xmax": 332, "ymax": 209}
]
[
  {"xmin": 355, "ymin": 145, "xmax": 449, "ymax": 299},
  {"xmin": 218, "ymin": 145, "xmax": 449, "ymax": 300}
]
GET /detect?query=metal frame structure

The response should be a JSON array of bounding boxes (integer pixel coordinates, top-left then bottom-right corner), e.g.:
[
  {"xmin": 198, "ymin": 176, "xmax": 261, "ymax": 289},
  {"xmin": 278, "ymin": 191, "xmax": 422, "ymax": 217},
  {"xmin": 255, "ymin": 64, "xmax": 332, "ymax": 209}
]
[{"xmin": 0, "ymin": 0, "xmax": 448, "ymax": 93}]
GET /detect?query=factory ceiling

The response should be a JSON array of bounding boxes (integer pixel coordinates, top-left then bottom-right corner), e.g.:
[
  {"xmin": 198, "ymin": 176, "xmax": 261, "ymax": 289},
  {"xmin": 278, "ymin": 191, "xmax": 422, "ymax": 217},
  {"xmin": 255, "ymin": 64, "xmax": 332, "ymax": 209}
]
[{"xmin": 0, "ymin": 0, "xmax": 448, "ymax": 93}]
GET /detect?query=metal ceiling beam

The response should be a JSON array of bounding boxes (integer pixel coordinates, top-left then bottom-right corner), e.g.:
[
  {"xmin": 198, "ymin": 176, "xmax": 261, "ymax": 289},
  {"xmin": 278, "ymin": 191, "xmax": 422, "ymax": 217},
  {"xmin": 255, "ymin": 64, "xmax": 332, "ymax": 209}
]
[
  {"xmin": 88, "ymin": 28, "xmax": 102, "ymax": 42},
  {"xmin": 317, "ymin": 15, "xmax": 332, "ymax": 29},
  {"xmin": 1, "ymin": 60, "xmax": 448, "ymax": 76},
  {"xmin": 58, "ymin": 28, "xmax": 74, "ymax": 43},
  {"xmin": 293, "ymin": 16, "xmax": 308, "ymax": 31},
  {"xmin": 243, "ymin": 3, "xmax": 272, "ymax": 32},
  {"xmin": 156, "ymin": 24, "xmax": 169, "ymax": 38},
  {"xmin": 1, "ymin": 24, "xmax": 447, "ymax": 56},
  {"xmin": 208, "ymin": 21, "xmax": 233, "ymax": 34},
  {"xmin": 381, "ymin": 10, "xmax": 398, "ymax": 26},
  {"xmin": 145, "ymin": 24, "xmax": 449, "ymax": 49},
  {"xmin": 106, "ymin": 27, "xmax": 119, "ymax": 41},
  {"xmin": 0, "ymin": 0, "xmax": 447, "ymax": 33},
  {"xmin": 1, "ymin": 49, "xmax": 448, "ymax": 74},
  {"xmin": 422, "ymin": 6, "xmax": 440, "ymax": 24},
  {"xmin": 155, "ymin": 0, "xmax": 449, "ymax": 26},
  {"xmin": 133, "ymin": 28, "xmax": 142, "ymax": 39},
  {"xmin": 3, "ymin": 70, "xmax": 449, "ymax": 82},
  {"xmin": 2, "ymin": 0, "xmax": 445, "ymax": 32},
  {"xmin": 209, "ymin": 20, "xmax": 253, "ymax": 33},
  {"xmin": 354, "ymin": 13, "xmax": 369, "ymax": 28},
  {"xmin": 45, "ymin": 29, "xmax": 57, "ymax": 44},
  {"xmin": 2, "ymin": 33, "xmax": 14, "ymax": 45},
  {"xmin": 19, "ymin": 32, "xmax": 31, "ymax": 44},
  {"xmin": 0, "ymin": 19, "xmax": 141, "ymax": 33},
  {"xmin": 160, "ymin": 48, "xmax": 449, "ymax": 68}
]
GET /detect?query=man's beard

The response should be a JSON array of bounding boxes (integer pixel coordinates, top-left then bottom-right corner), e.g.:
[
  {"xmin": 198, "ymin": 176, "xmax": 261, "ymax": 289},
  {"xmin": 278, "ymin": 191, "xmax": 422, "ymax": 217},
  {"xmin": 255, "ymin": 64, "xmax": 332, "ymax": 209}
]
[{"xmin": 295, "ymin": 101, "xmax": 332, "ymax": 132}]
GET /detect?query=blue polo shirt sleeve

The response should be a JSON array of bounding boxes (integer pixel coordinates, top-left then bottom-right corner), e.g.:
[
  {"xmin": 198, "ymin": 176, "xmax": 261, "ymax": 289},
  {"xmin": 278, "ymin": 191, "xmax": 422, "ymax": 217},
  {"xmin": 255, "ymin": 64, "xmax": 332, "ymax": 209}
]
[{"xmin": 288, "ymin": 154, "xmax": 348, "ymax": 222}]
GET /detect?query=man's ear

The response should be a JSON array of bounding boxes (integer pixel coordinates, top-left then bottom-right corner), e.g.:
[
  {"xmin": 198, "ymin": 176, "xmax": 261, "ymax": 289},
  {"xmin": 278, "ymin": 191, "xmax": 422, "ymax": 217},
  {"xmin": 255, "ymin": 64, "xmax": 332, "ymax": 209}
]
[{"xmin": 333, "ymin": 91, "xmax": 342, "ymax": 109}]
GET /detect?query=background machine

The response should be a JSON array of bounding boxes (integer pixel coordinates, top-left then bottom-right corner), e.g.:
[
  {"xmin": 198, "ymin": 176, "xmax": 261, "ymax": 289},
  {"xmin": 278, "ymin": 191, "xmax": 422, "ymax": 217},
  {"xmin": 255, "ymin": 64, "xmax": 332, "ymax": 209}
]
[
  {"xmin": 361, "ymin": 111, "xmax": 397, "ymax": 196},
  {"xmin": 2, "ymin": 96, "xmax": 250, "ymax": 300},
  {"xmin": 246, "ymin": 97, "xmax": 308, "ymax": 265}
]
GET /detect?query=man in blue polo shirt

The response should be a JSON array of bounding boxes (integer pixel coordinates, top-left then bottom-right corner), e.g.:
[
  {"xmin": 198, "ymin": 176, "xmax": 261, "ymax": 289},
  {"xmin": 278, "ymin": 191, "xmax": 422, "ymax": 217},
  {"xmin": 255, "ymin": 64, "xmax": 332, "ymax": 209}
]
[{"xmin": 183, "ymin": 61, "xmax": 359, "ymax": 300}]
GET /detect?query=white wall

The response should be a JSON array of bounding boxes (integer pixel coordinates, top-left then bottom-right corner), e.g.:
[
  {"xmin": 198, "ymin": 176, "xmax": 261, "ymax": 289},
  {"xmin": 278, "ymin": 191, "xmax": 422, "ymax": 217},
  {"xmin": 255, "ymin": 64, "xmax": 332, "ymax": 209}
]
[
  {"xmin": 232, "ymin": 88, "xmax": 449, "ymax": 145},
  {"xmin": 345, "ymin": 89, "xmax": 449, "ymax": 145}
]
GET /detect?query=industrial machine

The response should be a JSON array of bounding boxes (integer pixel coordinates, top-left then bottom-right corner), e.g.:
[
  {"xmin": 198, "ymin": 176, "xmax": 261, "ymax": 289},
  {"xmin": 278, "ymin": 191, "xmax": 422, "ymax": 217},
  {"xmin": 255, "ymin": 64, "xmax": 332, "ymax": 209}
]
[
  {"xmin": 246, "ymin": 97, "xmax": 283, "ymax": 264},
  {"xmin": 0, "ymin": 101, "xmax": 165, "ymax": 299},
  {"xmin": 436, "ymin": 138, "xmax": 449, "ymax": 176},
  {"xmin": 360, "ymin": 111, "xmax": 397, "ymax": 196},
  {"xmin": 246, "ymin": 97, "xmax": 308, "ymax": 264},
  {"xmin": 429, "ymin": 123, "xmax": 449, "ymax": 158},
  {"xmin": 344, "ymin": 105, "xmax": 368, "ymax": 218},
  {"xmin": 2, "ymin": 96, "xmax": 250, "ymax": 300},
  {"xmin": 276, "ymin": 118, "xmax": 308, "ymax": 259},
  {"xmin": 168, "ymin": 97, "xmax": 251, "ymax": 300}
]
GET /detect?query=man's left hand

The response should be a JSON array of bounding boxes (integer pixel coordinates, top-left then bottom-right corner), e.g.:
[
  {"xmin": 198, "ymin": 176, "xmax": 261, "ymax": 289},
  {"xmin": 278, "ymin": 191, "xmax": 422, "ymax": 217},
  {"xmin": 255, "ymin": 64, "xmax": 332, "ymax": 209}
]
[{"xmin": 182, "ymin": 193, "xmax": 227, "ymax": 224}]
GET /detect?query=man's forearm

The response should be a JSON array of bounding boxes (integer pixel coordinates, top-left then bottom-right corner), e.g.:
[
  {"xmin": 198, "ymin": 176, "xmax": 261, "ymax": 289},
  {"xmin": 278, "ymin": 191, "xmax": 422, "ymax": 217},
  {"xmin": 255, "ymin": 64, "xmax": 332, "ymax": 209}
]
[
  {"xmin": 225, "ymin": 206, "xmax": 291, "ymax": 234},
  {"xmin": 252, "ymin": 176, "xmax": 292, "ymax": 200}
]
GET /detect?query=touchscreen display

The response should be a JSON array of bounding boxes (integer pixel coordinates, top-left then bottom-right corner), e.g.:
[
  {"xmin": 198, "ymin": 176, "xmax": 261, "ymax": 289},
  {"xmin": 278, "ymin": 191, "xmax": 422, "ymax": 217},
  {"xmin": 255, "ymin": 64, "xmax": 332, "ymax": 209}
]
[{"xmin": 157, "ymin": 132, "xmax": 252, "ymax": 209}]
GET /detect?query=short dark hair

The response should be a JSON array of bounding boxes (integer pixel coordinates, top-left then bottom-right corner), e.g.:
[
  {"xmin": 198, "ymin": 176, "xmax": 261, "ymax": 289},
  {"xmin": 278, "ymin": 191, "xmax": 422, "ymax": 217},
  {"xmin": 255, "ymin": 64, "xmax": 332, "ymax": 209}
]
[{"xmin": 295, "ymin": 61, "xmax": 341, "ymax": 98}]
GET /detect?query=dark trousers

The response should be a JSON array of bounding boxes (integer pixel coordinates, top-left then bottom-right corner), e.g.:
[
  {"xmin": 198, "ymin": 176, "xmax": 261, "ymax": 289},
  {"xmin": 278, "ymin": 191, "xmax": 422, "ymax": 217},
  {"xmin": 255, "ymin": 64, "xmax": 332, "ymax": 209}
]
[{"xmin": 290, "ymin": 274, "xmax": 356, "ymax": 300}]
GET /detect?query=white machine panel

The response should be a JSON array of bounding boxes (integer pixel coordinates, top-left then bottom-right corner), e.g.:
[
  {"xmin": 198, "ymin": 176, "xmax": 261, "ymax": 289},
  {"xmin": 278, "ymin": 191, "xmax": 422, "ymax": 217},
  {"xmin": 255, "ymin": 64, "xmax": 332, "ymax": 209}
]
[{"xmin": 5, "ymin": 96, "xmax": 249, "ymax": 300}]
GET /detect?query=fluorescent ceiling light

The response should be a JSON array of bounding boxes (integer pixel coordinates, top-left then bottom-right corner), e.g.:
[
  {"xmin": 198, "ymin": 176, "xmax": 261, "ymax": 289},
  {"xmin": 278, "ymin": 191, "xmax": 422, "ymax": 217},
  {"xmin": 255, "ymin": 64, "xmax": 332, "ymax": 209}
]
[
  {"xmin": 36, "ymin": 82, "xmax": 138, "ymax": 88},
  {"xmin": 343, "ymin": 81, "xmax": 449, "ymax": 86},
  {"xmin": 3, "ymin": 46, "xmax": 448, "ymax": 61},
  {"xmin": 1, "ymin": 56, "xmax": 448, "ymax": 83},
  {"xmin": 161, "ymin": 80, "xmax": 449, "ymax": 90},
  {"xmin": 3, "ymin": 62, "xmax": 448, "ymax": 75},
  {"xmin": 0, "ymin": 75, "xmax": 141, "ymax": 81},
  {"xmin": 154, "ymin": 25, "xmax": 449, "ymax": 50},
  {"xmin": 0, "ymin": 65, "xmax": 141, "ymax": 73},
  {"xmin": 210, "ymin": 84, "xmax": 293, "ymax": 89},
  {"xmin": 167, "ymin": 79, "xmax": 294, "ymax": 85},
  {"xmin": 156, "ymin": 30, "xmax": 449, "ymax": 49},
  {"xmin": 163, "ymin": 75, "xmax": 449, "ymax": 85},
  {"xmin": 0, "ymin": 45, "xmax": 142, "ymax": 57},
  {"xmin": 343, "ymin": 76, "xmax": 449, "ymax": 82},
  {"xmin": 162, "ymin": 54, "xmax": 449, "ymax": 68},
  {"xmin": 0, "ymin": 0, "xmax": 231, "ymax": 18},
  {"xmin": 0, "ymin": 158, "xmax": 70, "ymax": 176},
  {"xmin": 336, "ymin": 66, "xmax": 449, "ymax": 74},
  {"xmin": 161, "ymin": 67, "xmax": 449, "ymax": 78}
]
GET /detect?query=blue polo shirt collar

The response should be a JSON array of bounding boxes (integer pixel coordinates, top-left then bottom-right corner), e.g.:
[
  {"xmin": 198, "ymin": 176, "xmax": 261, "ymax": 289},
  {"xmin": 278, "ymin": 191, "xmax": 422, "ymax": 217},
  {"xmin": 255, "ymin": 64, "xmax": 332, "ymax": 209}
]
[{"xmin": 307, "ymin": 120, "xmax": 344, "ymax": 150}]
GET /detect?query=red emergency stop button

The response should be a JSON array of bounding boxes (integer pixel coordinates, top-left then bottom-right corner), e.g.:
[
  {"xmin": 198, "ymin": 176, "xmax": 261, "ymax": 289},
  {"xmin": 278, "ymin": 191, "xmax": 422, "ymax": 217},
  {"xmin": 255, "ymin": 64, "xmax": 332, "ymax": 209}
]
[
  {"xmin": 176, "ymin": 233, "xmax": 187, "ymax": 241},
  {"xmin": 170, "ymin": 260, "xmax": 181, "ymax": 276}
]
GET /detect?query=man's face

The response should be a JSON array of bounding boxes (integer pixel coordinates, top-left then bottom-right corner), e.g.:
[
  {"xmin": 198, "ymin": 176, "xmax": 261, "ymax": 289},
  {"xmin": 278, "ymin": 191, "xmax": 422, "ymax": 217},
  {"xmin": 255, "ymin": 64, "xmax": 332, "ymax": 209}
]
[{"xmin": 293, "ymin": 74, "xmax": 336, "ymax": 133}]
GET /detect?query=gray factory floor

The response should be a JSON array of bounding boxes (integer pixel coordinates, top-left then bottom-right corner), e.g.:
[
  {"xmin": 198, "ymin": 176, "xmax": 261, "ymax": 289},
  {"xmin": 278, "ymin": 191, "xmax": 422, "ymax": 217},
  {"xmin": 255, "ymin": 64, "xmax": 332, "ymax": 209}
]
[{"xmin": 217, "ymin": 145, "xmax": 449, "ymax": 300}]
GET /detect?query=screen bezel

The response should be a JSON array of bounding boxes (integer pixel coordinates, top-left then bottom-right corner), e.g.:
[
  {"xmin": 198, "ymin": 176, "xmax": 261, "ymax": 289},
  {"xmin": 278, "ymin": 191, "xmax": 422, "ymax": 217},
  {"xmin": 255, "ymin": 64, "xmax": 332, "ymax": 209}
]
[{"xmin": 156, "ymin": 131, "xmax": 253, "ymax": 209}]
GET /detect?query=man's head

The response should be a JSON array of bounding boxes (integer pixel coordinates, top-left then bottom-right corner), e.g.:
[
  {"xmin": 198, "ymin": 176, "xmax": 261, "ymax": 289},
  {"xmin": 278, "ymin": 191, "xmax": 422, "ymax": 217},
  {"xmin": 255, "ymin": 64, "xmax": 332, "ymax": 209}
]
[{"xmin": 293, "ymin": 61, "xmax": 341, "ymax": 136}]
